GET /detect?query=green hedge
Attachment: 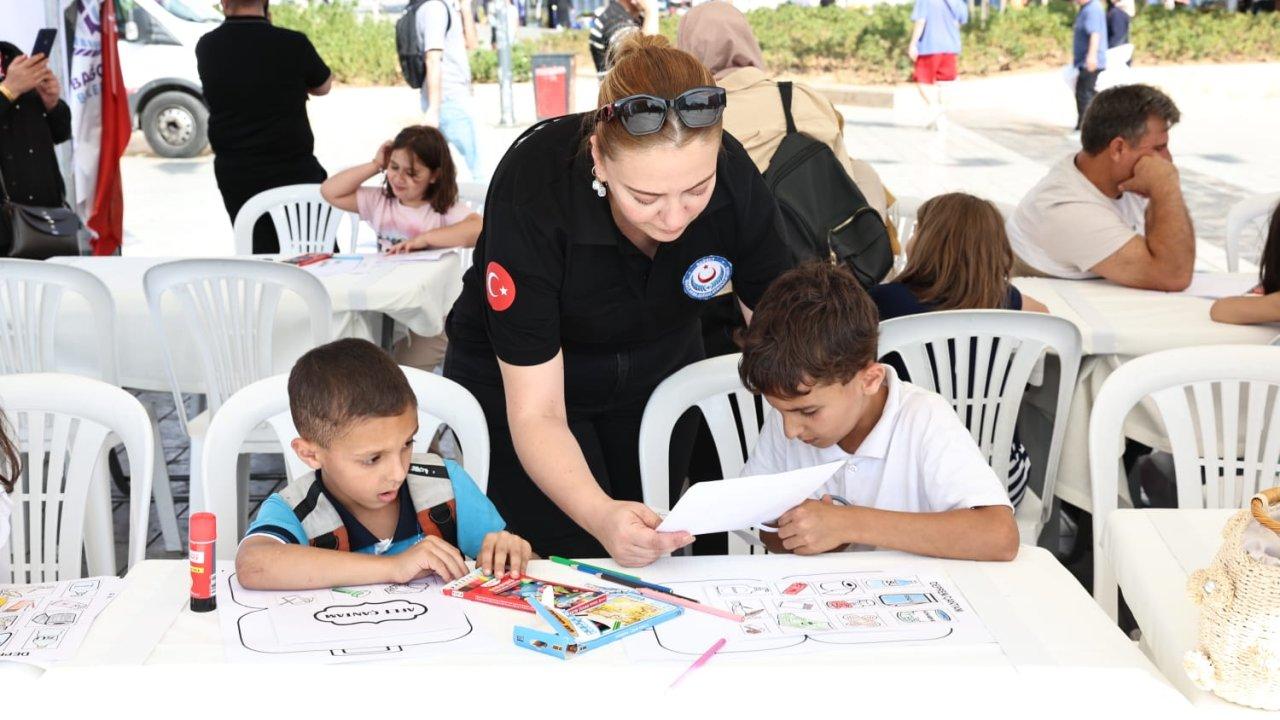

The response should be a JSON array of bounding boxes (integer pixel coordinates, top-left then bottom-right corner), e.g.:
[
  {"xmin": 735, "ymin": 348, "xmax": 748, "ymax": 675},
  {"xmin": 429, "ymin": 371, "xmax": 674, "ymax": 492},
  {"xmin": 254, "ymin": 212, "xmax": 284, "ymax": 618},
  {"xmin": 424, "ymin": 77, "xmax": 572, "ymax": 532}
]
[{"xmin": 272, "ymin": 2, "xmax": 1280, "ymax": 86}]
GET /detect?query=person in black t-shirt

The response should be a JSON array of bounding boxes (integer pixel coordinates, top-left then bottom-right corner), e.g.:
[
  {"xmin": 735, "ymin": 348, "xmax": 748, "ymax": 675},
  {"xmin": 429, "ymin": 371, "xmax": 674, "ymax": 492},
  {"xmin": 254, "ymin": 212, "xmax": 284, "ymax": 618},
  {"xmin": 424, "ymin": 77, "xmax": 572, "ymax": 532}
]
[
  {"xmin": 443, "ymin": 35, "xmax": 791, "ymax": 565},
  {"xmin": 587, "ymin": 0, "xmax": 642, "ymax": 74},
  {"xmin": 197, "ymin": 0, "xmax": 332, "ymax": 254}
]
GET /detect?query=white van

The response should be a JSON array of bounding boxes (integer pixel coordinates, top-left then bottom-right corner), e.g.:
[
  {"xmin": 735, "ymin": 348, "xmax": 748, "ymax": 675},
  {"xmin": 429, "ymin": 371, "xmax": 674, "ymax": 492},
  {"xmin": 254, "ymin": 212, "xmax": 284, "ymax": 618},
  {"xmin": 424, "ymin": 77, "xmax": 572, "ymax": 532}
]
[{"xmin": 118, "ymin": 0, "xmax": 219, "ymax": 158}]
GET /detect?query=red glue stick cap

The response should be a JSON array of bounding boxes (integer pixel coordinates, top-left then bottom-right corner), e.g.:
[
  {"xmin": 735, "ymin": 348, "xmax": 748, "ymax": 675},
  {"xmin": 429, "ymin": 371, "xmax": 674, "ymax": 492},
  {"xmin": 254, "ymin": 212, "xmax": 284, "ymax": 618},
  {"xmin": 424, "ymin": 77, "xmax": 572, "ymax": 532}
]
[{"xmin": 190, "ymin": 512, "xmax": 216, "ymax": 543}]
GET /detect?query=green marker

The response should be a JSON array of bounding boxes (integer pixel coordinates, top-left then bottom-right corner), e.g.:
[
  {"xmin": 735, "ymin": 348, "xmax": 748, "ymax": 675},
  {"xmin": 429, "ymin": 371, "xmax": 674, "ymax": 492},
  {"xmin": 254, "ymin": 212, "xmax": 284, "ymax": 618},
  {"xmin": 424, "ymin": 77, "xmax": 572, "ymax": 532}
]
[{"xmin": 549, "ymin": 556, "xmax": 646, "ymax": 584}]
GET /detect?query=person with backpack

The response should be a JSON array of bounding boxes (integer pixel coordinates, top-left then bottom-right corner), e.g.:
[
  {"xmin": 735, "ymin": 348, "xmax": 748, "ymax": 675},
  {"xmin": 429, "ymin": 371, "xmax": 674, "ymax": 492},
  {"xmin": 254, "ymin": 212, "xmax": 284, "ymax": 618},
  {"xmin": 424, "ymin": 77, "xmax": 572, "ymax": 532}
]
[
  {"xmin": 397, "ymin": 0, "xmax": 482, "ymax": 180},
  {"xmin": 677, "ymin": 1, "xmax": 897, "ymax": 288}
]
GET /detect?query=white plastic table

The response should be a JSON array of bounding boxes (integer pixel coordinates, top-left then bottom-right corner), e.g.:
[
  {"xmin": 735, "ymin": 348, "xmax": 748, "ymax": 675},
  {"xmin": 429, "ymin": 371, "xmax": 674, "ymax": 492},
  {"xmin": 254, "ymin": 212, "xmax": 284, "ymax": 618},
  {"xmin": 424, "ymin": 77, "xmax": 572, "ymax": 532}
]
[
  {"xmin": 16, "ymin": 549, "xmax": 1191, "ymax": 712},
  {"xmin": 1104, "ymin": 508, "xmax": 1273, "ymax": 715},
  {"xmin": 47, "ymin": 255, "xmax": 464, "ymax": 393},
  {"xmin": 1012, "ymin": 277, "xmax": 1278, "ymax": 512}
]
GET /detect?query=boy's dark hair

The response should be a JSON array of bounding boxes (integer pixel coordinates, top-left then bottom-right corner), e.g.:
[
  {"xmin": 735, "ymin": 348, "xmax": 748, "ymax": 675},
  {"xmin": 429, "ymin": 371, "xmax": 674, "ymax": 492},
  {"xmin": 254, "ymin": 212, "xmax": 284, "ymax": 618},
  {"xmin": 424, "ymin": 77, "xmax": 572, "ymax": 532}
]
[
  {"xmin": 288, "ymin": 339, "xmax": 416, "ymax": 447},
  {"xmin": 382, "ymin": 125, "xmax": 459, "ymax": 214},
  {"xmin": 740, "ymin": 262, "xmax": 879, "ymax": 399},
  {"xmin": 1261, "ymin": 203, "xmax": 1280, "ymax": 294},
  {"xmin": 1081, "ymin": 84, "xmax": 1181, "ymax": 156}
]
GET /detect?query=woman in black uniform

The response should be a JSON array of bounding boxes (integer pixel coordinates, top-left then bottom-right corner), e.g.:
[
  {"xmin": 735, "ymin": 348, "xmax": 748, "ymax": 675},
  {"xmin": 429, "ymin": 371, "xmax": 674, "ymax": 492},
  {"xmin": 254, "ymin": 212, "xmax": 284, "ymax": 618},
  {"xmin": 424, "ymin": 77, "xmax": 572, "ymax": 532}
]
[{"xmin": 444, "ymin": 35, "xmax": 791, "ymax": 566}]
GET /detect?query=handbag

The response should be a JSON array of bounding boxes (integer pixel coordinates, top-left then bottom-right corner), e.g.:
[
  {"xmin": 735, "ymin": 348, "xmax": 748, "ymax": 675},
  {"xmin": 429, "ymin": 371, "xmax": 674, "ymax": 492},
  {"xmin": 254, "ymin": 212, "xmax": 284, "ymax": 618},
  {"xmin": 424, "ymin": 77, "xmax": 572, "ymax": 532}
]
[
  {"xmin": 1184, "ymin": 487, "xmax": 1280, "ymax": 710},
  {"xmin": 0, "ymin": 161, "xmax": 81, "ymax": 259}
]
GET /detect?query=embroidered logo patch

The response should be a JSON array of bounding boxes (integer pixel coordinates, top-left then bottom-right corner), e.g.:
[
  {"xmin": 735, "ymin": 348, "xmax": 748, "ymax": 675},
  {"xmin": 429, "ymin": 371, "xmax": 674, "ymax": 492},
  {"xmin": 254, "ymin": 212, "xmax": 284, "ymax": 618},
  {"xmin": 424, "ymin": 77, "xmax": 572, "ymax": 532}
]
[
  {"xmin": 486, "ymin": 262, "xmax": 516, "ymax": 312},
  {"xmin": 681, "ymin": 255, "xmax": 733, "ymax": 301}
]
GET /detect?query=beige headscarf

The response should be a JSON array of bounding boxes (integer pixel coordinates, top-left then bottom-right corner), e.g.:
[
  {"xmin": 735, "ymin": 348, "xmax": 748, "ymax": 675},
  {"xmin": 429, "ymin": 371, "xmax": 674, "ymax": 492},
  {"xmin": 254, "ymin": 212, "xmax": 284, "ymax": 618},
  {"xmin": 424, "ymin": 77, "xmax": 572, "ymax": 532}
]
[{"xmin": 676, "ymin": 1, "xmax": 767, "ymax": 81}]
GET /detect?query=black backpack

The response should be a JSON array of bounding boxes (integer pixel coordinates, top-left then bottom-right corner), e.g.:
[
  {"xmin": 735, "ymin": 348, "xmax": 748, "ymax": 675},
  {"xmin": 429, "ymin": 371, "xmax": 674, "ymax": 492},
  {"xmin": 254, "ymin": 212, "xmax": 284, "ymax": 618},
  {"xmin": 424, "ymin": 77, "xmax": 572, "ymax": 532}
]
[
  {"xmin": 763, "ymin": 82, "xmax": 893, "ymax": 289},
  {"xmin": 396, "ymin": 0, "xmax": 452, "ymax": 90}
]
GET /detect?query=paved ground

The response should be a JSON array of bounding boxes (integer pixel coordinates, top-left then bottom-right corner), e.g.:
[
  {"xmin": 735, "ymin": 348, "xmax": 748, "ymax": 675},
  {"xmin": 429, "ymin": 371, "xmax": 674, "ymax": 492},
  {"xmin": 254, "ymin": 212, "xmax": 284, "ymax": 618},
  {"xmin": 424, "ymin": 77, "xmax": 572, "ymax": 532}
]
[{"xmin": 111, "ymin": 63, "xmax": 1280, "ymax": 571}]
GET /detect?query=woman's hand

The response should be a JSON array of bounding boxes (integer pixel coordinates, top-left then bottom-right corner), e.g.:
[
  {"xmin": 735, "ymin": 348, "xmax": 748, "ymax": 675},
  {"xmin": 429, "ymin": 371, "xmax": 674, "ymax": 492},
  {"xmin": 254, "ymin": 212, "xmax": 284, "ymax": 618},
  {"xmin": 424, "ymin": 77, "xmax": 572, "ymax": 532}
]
[
  {"xmin": 1, "ymin": 54, "xmax": 47, "ymax": 97},
  {"xmin": 588, "ymin": 500, "xmax": 692, "ymax": 568}
]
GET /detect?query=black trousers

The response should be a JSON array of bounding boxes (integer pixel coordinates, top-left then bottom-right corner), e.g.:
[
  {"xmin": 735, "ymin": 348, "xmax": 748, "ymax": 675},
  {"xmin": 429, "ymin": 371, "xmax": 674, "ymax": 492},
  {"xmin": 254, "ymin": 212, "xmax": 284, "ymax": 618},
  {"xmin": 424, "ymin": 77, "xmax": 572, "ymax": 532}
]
[
  {"xmin": 214, "ymin": 156, "xmax": 327, "ymax": 254},
  {"xmin": 1075, "ymin": 68, "xmax": 1101, "ymax": 130},
  {"xmin": 443, "ymin": 324, "xmax": 706, "ymax": 558}
]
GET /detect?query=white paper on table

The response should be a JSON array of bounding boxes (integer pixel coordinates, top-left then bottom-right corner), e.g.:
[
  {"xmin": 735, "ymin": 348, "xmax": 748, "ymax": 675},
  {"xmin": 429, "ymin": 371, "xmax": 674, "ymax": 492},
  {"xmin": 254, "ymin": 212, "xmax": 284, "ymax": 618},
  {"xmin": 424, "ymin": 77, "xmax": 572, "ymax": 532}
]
[
  {"xmin": 374, "ymin": 248, "xmax": 457, "ymax": 263},
  {"xmin": 0, "ymin": 576, "xmax": 124, "ymax": 664},
  {"xmin": 623, "ymin": 566, "xmax": 994, "ymax": 661},
  {"xmin": 1177, "ymin": 272, "xmax": 1258, "ymax": 300},
  {"xmin": 656, "ymin": 461, "xmax": 844, "ymax": 535},
  {"xmin": 218, "ymin": 571, "xmax": 497, "ymax": 664}
]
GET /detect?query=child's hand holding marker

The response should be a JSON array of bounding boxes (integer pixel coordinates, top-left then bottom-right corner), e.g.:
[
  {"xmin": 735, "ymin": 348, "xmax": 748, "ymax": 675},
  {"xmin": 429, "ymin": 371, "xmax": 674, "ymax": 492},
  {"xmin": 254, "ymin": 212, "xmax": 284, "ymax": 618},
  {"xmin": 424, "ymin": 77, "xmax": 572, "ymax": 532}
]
[
  {"xmin": 775, "ymin": 495, "xmax": 854, "ymax": 555},
  {"xmin": 391, "ymin": 535, "xmax": 469, "ymax": 583},
  {"xmin": 477, "ymin": 530, "xmax": 534, "ymax": 577}
]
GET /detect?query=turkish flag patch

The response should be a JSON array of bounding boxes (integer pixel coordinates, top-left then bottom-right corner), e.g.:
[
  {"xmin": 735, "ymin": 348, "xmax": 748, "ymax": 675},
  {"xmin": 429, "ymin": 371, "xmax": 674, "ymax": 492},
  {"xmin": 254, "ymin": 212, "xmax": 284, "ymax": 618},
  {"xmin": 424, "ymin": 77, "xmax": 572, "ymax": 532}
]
[{"xmin": 485, "ymin": 261, "xmax": 516, "ymax": 312}]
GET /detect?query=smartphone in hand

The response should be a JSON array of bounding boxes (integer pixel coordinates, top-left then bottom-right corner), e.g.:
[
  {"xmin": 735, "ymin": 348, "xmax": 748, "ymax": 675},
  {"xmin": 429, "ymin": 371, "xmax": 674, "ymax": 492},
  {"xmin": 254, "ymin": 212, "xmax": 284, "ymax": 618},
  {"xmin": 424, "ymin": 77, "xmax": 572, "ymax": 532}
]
[{"xmin": 32, "ymin": 28, "xmax": 57, "ymax": 59}]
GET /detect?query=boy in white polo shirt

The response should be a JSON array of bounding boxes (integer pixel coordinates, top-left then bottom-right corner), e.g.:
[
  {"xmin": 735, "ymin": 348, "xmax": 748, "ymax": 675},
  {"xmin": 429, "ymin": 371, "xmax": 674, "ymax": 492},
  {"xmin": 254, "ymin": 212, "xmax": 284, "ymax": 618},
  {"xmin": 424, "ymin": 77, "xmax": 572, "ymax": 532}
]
[{"xmin": 739, "ymin": 263, "xmax": 1018, "ymax": 561}]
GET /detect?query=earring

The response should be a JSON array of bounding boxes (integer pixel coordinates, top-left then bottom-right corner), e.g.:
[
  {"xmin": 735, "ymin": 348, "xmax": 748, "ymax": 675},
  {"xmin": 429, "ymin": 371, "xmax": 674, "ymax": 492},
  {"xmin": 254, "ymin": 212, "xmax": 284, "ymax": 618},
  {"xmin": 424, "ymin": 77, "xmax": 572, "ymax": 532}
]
[{"xmin": 591, "ymin": 166, "xmax": 607, "ymax": 198}]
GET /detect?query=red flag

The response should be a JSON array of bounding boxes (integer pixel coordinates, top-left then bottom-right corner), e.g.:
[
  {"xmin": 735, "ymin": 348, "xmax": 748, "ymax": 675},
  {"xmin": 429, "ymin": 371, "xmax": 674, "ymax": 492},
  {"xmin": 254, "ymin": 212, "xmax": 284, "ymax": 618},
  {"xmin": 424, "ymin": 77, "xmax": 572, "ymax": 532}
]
[{"xmin": 88, "ymin": 0, "xmax": 130, "ymax": 256}]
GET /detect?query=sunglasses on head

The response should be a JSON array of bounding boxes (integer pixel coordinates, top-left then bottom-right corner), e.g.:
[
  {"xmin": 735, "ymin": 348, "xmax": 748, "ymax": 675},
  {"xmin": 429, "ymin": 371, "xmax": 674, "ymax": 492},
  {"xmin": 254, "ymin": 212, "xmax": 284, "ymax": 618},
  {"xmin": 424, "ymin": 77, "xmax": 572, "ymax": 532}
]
[{"xmin": 596, "ymin": 86, "xmax": 727, "ymax": 137}]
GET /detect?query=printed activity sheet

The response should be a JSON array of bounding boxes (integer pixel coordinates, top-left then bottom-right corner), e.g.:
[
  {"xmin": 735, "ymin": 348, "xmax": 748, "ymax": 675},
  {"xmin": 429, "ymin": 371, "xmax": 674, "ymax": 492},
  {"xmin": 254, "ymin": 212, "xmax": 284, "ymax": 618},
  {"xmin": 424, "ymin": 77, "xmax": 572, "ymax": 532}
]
[
  {"xmin": 0, "ymin": 576, "xmax": 123, "ymax": 663},
  {"xmin": 627, "ymin": 569, "xmax": 993, "ymax": 659},
  {"xmin": 218, "ymin": 571, "xmax": 497, "ymax": 663}
]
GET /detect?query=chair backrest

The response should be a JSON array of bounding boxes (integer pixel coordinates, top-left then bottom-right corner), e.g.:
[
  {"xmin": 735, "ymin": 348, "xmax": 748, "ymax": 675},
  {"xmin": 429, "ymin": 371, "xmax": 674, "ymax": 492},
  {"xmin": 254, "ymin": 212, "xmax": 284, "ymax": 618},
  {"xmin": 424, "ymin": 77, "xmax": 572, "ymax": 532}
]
[
  {"xmin": 455, "ymin": 181, "xmax": 488, "ymax": 272},
  {"xmin": 0, "ymin": 260, "xmax": 117, "ymax": 383},
  {"xmin": 143, "ymin": 259, "xmax": 333, "ymax": 434},
  {"xmin": 200, "ymin": 366, "xmax": 489, "ymax": 559},
  {"xmin": 0, "ymin": 373, "xmax": 154, "ymax": 582},
  {"xmin": 232, "ymin": 184, "xmax": 349, "ymax": 256},
  {"xmin": 637, "ymin": 353, "xmax": 768, "ymax": 514},
  {"xmin": 878, "ymin": 310, "xmax": 1083, "ymax": 531},
  {"xmin": 888, "ymin": 195, "xmax": 924, "ymax": 256},
  {"xmin": 1225, "ymin": 191, "xmax": 1280, "ymax": 273},
  {"xmin": 1088, "ymin": 345, "xmax": 1280, "ymax": 617}
]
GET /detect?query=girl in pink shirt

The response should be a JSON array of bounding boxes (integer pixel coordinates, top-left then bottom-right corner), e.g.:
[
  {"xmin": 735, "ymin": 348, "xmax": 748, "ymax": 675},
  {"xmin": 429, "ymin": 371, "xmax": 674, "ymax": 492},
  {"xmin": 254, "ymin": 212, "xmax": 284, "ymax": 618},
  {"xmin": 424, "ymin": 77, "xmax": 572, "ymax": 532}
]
[{"xmin": 321, "ymin": 125, "xmax": 481, "ymax": 253}]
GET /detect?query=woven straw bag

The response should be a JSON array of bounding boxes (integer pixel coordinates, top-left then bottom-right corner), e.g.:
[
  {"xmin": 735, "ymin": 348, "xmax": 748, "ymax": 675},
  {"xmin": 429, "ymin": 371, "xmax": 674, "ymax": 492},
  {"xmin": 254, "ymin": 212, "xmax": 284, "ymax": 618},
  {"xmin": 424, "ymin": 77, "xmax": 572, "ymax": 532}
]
[{"xmin": 1183, "ymin": 487, "xmax": 1280, "ymax": 710}]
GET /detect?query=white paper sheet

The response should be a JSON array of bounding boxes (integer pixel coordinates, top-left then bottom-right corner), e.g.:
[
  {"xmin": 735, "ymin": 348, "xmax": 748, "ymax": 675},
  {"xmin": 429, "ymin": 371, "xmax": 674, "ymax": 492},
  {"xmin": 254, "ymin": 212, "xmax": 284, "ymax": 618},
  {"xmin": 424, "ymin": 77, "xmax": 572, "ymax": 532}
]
[
  {"xmin": 625, "ymin": 566, "xmax": 993, "ymax": 660},
  {"xmin": 218, "ymin": 572, "xmax": 497, "ymax": 663},
  {"xmin": 0, "ymin": 577, "xmax": 123, "ymax": 664},
  {"xmin": 374, "ymin": 248, "xmax": 457, "ymax": 263},
  {"xmin": 1177, "ymin": 272, "xmax": 1258, "ymax": 300},
  {"xmin": 656, "ymin": 461, "xmax": 844, "ymax": 535}
]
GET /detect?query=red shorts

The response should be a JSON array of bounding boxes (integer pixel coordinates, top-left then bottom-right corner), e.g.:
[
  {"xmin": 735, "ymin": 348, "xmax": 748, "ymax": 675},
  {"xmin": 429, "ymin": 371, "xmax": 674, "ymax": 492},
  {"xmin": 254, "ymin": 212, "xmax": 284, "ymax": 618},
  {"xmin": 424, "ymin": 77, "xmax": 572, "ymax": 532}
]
[{"xmin": 914, "ymin": 53, "xmax": 958, "ymax": 84}]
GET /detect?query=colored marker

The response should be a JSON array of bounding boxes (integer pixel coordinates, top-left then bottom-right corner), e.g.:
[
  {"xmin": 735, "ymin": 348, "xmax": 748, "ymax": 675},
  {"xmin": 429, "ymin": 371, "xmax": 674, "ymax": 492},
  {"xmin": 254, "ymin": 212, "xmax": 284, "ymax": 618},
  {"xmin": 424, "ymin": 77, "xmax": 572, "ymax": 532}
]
[
  {"xmin": 549, "ymin": 556, "xmax": 685, "ymax": 597},
  {"xmin": 670, "ymin": 637, "xmax": 727, "ymax": 688},
  {"xmin": 637, "ymin": 587, "xmax": 744, "ymax": 623}
]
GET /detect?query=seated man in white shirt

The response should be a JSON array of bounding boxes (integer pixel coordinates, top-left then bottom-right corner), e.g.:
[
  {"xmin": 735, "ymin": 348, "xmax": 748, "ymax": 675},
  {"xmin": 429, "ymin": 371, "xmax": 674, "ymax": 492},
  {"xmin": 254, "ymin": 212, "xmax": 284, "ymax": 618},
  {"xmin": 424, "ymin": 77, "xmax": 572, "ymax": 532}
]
[
  {"xmin": 738, "ymin": 263, "xmax": 1018, "ymax": 561},
  {"xmin": 1006, "ymin": 84, "xmax": 1194, "ymax": 292}
]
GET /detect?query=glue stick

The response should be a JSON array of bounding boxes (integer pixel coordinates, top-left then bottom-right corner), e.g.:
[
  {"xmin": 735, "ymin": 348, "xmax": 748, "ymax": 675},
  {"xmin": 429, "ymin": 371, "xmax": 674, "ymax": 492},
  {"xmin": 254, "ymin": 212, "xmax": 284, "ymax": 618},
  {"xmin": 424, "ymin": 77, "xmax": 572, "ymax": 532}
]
[{"xmin": 189, "ymin": 512, "xmax": 216, "ymax": 612}]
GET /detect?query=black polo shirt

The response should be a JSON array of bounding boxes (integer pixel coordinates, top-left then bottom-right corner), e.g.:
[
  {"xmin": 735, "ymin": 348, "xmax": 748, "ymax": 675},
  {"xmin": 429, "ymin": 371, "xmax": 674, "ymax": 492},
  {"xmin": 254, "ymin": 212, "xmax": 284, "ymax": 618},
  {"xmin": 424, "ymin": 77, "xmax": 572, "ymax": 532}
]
[
  {"xmin": 446, "ymin": 114, "xmax": 791, "ymax": 367},
  {"xmin": 195, "ymin": 16, "xmax": 330, "ymax": 172}
]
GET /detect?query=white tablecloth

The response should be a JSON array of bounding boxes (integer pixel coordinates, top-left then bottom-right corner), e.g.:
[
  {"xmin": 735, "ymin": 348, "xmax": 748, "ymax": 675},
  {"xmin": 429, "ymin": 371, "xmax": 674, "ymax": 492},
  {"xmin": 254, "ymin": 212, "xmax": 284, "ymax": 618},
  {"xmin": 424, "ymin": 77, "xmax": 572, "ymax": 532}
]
[
  {"xmin": 1013, "ymin": 277, "xmax": 1279, "ymax": 512},
  {"xmin": 47, "ymin": 255, "xmax": 463, "ymax": 393},
  {"xmin": 1104, "ymin": 508, "xmax": 1273, "ymax": 714},
  {"xmin": 19, "ymin": 550, "xmax": 1189, "ymax": 712}
]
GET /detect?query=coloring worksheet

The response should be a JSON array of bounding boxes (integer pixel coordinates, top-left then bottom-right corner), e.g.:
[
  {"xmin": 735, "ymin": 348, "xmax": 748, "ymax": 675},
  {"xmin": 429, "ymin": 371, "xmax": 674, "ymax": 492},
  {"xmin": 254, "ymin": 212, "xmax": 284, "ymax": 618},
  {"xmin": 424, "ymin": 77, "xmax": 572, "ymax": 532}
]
[
  {"xmin": 0, "ymin": 577, "xmax": 123, "ymax": 663},
  {"xmin": 218, "ymin": 571, "xmax": 498, "ymax": 663},
  {"xmin": 627, "ymin": 569, "xmax": 993, "ymax": 659}
]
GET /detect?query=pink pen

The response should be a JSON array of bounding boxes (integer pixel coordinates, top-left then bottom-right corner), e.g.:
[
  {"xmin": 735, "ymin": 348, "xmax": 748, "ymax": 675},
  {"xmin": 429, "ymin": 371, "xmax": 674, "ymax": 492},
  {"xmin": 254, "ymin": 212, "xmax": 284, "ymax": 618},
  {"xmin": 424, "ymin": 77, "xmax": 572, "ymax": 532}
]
[
  {"xmin": 670, "ymin": 637, "xmax": 728, "ymax": 689},
  {"xmin": 637, "ymin": 587, "xmax": 745, "ymax": 623}
]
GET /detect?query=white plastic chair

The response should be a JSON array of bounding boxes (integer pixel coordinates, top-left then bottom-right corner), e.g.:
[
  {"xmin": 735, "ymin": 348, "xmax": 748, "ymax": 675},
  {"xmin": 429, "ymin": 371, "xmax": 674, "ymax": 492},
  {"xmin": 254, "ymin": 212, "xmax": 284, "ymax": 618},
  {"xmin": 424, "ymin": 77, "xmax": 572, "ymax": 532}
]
[
  {"xmin": 455, "ymin": 181, "xmax": 488, "ymax": 272},
  {"xmin": 143, "ymin": 259, "xmax": 333, "ymax": 521},
  {"xmin": 1089, "ymin": 345, "xmax": 1280, "ymax": 621},
  {"xmin": 878, "ymin": 310, "xmax": 1083, "ymax": 545},
  {"xmin": 200, "ymin": 366, "xmax": 489, "ymax": 560},
  {"xmin": 1225, "ymin": 192, "xmax": 1279, "ymax": 273},
  {"xmin": 0, "ymin": 373, "xmax": 154, "ymax": 582},
  {"xmin": 233, "ymin": 184, "xmax": 354, "ymax": 256},
  {"xmin": 638, "ymin": 353, "xmax": 770, "ymax": 554},
  {"xmin": 0, "ymin": 260, "xmax": 181, "ymax": 562}
]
